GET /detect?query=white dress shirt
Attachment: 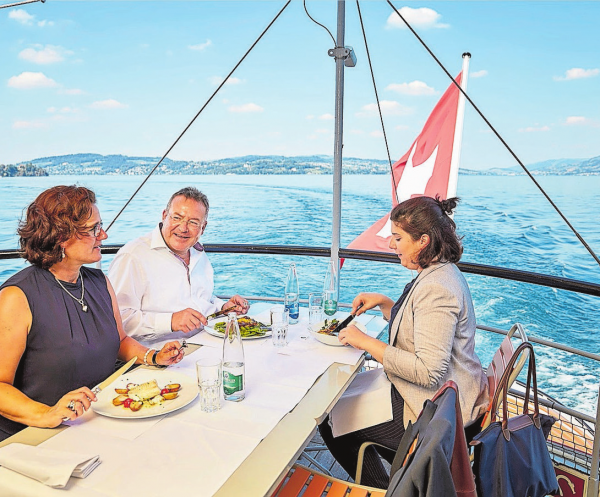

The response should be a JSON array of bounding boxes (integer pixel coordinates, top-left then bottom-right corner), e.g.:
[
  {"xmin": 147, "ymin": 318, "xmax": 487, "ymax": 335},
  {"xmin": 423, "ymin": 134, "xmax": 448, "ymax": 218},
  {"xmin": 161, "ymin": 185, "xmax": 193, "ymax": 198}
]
[{"xmin": 108, "ymin": 225, "xmax": 224, "ymax": 342}]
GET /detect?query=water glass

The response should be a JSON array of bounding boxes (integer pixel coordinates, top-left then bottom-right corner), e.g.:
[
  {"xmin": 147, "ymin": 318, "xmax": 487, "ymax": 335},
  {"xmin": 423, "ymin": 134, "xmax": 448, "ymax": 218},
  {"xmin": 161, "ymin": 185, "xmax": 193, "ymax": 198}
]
[
  {"xmin": 196, "ymin": 358, "xmax": 222, "ymax": 413},
  {"xmin": 308, "ymin": 292, "xmax": 324, "ymax": 325},
  {"xmin": 270, "ymin": 305, "xmax": 289, "ymax": 348}
]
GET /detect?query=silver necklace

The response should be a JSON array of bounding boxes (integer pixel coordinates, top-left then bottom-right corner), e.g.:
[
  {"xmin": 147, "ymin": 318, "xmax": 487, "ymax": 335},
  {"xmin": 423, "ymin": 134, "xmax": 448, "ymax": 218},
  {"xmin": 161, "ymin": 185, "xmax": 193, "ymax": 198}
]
[{"xmin": 54, "ymin": 270, "xmax": 88, "ymax": 312}]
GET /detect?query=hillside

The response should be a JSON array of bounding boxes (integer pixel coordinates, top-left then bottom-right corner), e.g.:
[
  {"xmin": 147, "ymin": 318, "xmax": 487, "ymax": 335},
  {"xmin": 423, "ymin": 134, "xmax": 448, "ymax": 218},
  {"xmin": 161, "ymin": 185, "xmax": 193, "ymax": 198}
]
[
  {"xmin": 22, "ymin": 153, "xmax": 390, "ymax": 175},
  {"xmin": 0, "ymin": 163, "xmax": 48, "ymax": 177},
  {"xmin": 4, "ymin": 153, "xmax": 600, "ymax": 176}
]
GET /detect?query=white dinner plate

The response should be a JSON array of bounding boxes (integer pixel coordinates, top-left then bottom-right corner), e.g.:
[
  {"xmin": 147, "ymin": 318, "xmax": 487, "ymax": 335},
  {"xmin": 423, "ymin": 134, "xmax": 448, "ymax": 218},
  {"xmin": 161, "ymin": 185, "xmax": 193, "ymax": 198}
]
[
  {"xmin": 204, "ymin": 315, "xmax": 271, "ymax": 340},
  {"xmin": 92, "ymin": 370, "xmax": 198, "ymax": 419},
  {"xmin": 308, "ymin": 319, "xmax": 346, "ymax": 347}
]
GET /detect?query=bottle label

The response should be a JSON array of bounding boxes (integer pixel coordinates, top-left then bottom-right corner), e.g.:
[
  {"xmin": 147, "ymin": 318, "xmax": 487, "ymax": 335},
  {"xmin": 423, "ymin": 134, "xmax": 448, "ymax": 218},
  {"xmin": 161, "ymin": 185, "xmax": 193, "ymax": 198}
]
[
  {"xmin": 223, "ymin": 371, "xmax": 243, "ymax": 395},
  {"xmin": 285, "ymin": 302, "xmax": 299, "ymax": 319}
]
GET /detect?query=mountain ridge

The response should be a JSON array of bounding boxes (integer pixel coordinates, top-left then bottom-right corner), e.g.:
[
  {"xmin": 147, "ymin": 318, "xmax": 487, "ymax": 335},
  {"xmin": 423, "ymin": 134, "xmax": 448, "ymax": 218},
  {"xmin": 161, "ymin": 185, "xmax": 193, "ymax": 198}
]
[{"xmin": 3, "ymin": 153, "xmax": 600, "ymax": 176}]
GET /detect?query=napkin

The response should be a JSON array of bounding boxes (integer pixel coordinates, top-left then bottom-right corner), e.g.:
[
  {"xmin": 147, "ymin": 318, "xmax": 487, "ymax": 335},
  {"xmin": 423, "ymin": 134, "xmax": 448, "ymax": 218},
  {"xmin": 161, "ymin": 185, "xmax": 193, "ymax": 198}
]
[
  {"xmin": 0, "ymin": 443, "xmax": 101, "ymax": 488},
  {"xmin": 330, "ymin": 367, "xmax": 393, "ymax": 437}
]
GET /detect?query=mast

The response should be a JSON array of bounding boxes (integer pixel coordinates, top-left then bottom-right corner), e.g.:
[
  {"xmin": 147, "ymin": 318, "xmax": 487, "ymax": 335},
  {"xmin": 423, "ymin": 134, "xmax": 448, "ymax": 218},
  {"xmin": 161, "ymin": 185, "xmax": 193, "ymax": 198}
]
[{"xmin": 331, "ymin": 0, "xmax": 346, "ymax": 282}]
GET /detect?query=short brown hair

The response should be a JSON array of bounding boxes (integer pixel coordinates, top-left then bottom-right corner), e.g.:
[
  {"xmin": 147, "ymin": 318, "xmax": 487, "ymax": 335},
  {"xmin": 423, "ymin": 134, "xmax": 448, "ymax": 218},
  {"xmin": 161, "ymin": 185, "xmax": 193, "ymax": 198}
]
[
  {"xmin": 390, "ymin": 196, "xmax": 463, "ymax": 268},
  {"xmin": 18, "ymin": 185, "xmax": 97, "ymax": 269}
]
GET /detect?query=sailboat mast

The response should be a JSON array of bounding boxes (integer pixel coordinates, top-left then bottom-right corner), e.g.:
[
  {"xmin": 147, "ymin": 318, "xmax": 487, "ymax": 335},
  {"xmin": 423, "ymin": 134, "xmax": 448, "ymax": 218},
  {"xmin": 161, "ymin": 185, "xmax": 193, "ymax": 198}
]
[{"xmin": 331, "ymin": 0, "xmax": 346, "ymax": 275}]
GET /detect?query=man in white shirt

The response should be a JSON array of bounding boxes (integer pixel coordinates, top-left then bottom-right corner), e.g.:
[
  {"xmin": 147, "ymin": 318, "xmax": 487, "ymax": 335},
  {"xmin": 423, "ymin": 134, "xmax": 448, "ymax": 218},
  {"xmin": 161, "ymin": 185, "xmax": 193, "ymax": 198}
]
[{"xmin": 108, "ymin": 187, "xmax": 248, "ymax": 342}]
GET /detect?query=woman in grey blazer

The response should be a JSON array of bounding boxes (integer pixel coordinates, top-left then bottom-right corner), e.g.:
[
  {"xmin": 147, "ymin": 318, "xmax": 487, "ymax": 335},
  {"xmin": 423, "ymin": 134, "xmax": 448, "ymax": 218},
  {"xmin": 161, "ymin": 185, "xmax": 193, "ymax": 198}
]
[{"xmin": 319, "ymin": 196, "xmax": 489, "ymax": 488}]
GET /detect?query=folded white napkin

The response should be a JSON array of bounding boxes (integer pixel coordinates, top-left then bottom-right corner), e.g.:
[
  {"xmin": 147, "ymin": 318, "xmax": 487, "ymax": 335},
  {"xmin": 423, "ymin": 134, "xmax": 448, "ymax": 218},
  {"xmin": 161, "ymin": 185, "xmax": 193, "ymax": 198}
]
[
  {"xmin": 0, "ymin": 443, "xmax": 101, "ymax": 488},
  {"xmin": 330, "ymin": 367, "xmax": 393, "ymax": 437}
]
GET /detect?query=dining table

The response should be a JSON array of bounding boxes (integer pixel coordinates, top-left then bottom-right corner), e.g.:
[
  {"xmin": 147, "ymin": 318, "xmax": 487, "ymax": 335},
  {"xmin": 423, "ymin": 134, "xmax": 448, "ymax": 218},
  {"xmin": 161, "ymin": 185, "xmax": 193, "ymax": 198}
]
[{"xmin": 0, "ymin": 303, "xmax": 386, "ymax": 496}]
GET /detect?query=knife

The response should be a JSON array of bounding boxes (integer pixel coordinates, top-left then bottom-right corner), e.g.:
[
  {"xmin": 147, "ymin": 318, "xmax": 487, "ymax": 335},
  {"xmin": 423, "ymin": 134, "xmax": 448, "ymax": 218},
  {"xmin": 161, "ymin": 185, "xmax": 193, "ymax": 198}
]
[
  {"xmin": 206, "ymin": 306, "xmax": 237, "ymax": 321},
  {"xmin": 331, "ymin": 303, "xmax": 364, "ymax": 335},
  {"xmin": 93, "ymin": 356, "xmax": 137, "ymax": 394}
]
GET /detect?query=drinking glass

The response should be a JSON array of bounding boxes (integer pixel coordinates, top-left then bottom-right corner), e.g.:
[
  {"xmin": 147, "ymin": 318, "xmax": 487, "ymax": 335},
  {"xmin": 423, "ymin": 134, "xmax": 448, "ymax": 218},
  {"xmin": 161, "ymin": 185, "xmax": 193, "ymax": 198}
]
[
  {"xmin": 196, "ymin": 358, "xmax": 222, "ymax": 412},
  {"xmin": 308, "ymin": 292, "xmax": 324, "ymax": 325},
  {"xmin": 270, "ymin": 305, "xmax": 289, "ymax": 347}
]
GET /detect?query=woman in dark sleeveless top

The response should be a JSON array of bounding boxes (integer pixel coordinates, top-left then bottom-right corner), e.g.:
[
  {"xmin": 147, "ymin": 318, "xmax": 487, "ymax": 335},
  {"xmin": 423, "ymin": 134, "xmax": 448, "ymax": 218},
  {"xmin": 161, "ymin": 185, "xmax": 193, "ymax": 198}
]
[{"xmin": 0, "ymin": 186, "xmax": 185, "ymax": 442}]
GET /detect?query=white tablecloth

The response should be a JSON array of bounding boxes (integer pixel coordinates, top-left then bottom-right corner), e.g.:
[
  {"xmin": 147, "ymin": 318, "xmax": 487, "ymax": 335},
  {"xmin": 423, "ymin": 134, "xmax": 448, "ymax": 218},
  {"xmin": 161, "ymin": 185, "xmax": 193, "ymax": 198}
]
[{"xmin": 0, "ymin": 305, "xmax": 369, "ymax": 496}]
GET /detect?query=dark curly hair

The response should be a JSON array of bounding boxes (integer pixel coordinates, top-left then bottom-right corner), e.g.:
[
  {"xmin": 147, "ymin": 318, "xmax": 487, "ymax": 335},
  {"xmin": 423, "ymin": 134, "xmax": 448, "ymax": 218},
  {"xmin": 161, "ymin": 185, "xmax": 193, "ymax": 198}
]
[
  {"xmin": 18, "ymin": 186, "xmax": 97, "ymax": 269},
  {"xmin": 390, "ymin": 196, "xmax": 463, "ymax": 268}
]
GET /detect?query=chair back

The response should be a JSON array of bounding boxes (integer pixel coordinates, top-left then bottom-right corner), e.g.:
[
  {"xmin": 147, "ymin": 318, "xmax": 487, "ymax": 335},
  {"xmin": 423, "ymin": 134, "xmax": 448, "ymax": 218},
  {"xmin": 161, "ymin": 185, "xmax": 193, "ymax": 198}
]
[{"xmin": 481, "ymin": 323, "xmax": 528, "ymax": 429}]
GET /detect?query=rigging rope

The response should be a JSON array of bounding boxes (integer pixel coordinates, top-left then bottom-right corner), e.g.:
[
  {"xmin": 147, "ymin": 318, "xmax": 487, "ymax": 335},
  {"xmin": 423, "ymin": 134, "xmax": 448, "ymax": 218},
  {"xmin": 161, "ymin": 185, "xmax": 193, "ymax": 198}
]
[
  {"xmin": 106, "ymin": 0, "xmax": 292, "ymax": 232},
  {"xmin": 386, "ymin": 0, "xmax": 600, "ymax": 268},
  {"xmin": 356, "ymin": 0, "xmax": 397, "ymax": 204},
  {"xmin": 303, "ymin": 0, "xmax": 336, "ymax": 46}
]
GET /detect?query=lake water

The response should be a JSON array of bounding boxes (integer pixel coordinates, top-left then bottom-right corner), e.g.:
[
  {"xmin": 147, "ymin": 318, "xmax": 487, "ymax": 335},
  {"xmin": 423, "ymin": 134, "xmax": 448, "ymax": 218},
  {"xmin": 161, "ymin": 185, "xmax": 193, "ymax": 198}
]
[{"xmin": 1, "ymin": 174, "xmax": 599, "ymax": 413}]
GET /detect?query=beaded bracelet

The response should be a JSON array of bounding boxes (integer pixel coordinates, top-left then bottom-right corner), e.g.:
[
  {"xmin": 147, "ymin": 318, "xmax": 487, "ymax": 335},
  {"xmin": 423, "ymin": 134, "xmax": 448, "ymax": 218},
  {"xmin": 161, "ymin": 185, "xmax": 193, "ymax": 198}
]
[{"xmin": 143, "ymin": 348, "xmax": 154, "ymax": 366}]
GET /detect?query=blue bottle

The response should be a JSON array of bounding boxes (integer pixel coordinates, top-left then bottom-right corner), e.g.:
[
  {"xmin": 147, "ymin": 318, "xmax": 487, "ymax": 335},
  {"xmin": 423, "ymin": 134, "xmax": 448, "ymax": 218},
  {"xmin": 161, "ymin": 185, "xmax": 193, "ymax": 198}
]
[{"xmin": 285, "ymin": 263, "xmax": 299, "ymax": 324}]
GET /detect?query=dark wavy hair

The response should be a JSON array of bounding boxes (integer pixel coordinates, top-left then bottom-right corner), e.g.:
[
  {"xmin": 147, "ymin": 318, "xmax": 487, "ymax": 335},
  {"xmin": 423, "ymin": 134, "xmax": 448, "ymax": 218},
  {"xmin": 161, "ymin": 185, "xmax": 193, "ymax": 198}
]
[
  {"xmin": 390, "ymin": 196, "xmax": 463, "ymax": 268},
  {"xmin": 18, "ymin": 186, "xmax": 97, "ymax": 269}
]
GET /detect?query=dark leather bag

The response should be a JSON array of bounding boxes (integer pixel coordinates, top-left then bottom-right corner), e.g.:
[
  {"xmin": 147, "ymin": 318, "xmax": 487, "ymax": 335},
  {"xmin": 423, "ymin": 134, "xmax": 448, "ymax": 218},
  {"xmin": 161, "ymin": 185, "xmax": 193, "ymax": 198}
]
[{"xmin": 470, "ymin": 342, "xmax": 559, "ymax": 497}]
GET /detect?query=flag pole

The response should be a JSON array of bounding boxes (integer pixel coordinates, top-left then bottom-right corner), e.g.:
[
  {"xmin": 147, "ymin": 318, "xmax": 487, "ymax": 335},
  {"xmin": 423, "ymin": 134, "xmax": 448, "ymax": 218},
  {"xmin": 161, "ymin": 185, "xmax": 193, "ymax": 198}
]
[{"xmin": 446, "ymin": 53, "xmax": 470, "ymax": 199}]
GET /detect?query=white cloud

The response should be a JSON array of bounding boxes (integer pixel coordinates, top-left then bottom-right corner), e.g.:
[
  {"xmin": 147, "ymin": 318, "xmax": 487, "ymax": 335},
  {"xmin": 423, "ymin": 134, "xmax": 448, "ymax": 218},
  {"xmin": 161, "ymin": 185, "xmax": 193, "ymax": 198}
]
[
  {"xmin": 554, "ymin": 68, "xmax": 599, "ymax": 81},
  {"xmin": 60, "ymin": 88, "xmax": 85, "ymax": 95},
  {"xmin": 356, "ymin": 100, "xmax": 411, "ymax": 117},
  {"xmin": 306, "ymin": 115, "xmax": 315, "ymax": 120},
  {"xmin": 386, "ymin": 7, "xmax": 449, "ymax": 30},
  {"xmin": 228, "ymin": 103, "xmax": 263, "ymax": 113},
  {"xmin": 386, "ymin": 80, "xmax": 436, "ymax": 96},
  {"xmin": 315, "ymin": 128, "xmax": 330, "ymax": 134},
  {"xmin": 8, "ymin": 9, "xmax": 53, "ymax": 27},
  {"xmin": 349, "ymin": 129, "xmax": 364, "ymax": 135},
  {"xmin": 8, "ymin": 9, "xmax": 34, "ymax": 25},
  {"xmin": 13, "ymin": 120, "xmax": 46, "ymax": 129},
  {"xmin": 7, "ymin": 72, "xmax": 57, "ymax": 89},
  {"xmin": 370, "ymin": 130, "xmax": 384, "ymax": 137},
  {"xmin": 90, "ymin": 99, "xmax": 127, "ymax": 110},
  {"xmin": 395, "ymin": 124, "xmax": 409, "ymax": 131},
  {"xmin": 19, "ymin": 45, "xmax": 72, "ymax": 65},
  {"xmin": 319, "ymin": 113, "xmax": 334, "ymax": 120},
  {"xmin": 209, "ymin": 76, "xmax": 243, "ymax": 86},
  {"xmin": 471, "ymin": 70, "xmax": 488, "ymax": 78},
  {"xmin": 518, "ymin": 126, "xmax": 550, "ymax": 133},
  {"xmin": 189, "ymin": 40, "xmax": 212, "ymax": 51},
  {"xmin": 564, "ymin": 116, "xmax": 598, "ymax": 127}
]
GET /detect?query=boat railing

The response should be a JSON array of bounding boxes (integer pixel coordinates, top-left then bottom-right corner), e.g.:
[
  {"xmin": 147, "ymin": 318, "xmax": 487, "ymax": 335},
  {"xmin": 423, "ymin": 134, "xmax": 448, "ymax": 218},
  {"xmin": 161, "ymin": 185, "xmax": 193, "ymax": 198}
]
[{"xmin": 1, "ymin": 244, "xmax": 600, "ymax": 494}]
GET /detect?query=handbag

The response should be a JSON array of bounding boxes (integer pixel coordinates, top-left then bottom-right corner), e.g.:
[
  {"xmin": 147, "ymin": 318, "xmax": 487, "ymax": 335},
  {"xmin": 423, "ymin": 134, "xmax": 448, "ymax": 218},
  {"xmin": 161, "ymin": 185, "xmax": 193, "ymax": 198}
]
[{"xmin": 470, "ymin": 342, "xmax": 559, "ymax": 497}]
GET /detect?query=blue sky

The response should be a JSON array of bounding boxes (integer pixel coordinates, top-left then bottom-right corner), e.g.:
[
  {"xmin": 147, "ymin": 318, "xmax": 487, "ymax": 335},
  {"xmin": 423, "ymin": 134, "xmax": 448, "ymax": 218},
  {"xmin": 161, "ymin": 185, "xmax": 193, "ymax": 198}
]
[{"xmin": 1, "ymin": 0, "xmax": 598, "ymax": 169}]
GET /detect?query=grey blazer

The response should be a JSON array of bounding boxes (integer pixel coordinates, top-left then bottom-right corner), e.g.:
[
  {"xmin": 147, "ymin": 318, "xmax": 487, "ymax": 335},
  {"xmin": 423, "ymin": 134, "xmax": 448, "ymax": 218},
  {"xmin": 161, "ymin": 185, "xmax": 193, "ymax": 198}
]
[{"xmin": 383, "ymin": 262, "xmax": 489, "ymax": 427}]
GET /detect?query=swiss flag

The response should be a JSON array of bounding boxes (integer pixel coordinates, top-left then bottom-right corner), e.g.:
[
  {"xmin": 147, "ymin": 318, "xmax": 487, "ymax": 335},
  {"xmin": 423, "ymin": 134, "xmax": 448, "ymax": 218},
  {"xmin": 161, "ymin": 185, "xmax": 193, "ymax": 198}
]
[{"xmin": 347, "ymin": 72, "xmax": 464, "ymax": 254}]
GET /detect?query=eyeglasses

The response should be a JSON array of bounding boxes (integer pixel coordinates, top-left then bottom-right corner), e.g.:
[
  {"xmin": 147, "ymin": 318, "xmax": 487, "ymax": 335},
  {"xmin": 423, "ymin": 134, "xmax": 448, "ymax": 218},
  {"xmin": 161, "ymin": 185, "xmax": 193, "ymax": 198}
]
[
  {"xmin": 81, "ymin": 222, "xmax": 104, "ymax": 237},
  {"xmin": 168, "ymin": 214, "xmax": 203, "ymax": 231}
]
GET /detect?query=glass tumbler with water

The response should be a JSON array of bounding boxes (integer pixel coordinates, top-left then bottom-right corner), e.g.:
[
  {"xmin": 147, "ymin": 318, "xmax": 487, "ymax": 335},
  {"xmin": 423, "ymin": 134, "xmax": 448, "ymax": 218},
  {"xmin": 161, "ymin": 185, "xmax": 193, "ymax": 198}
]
[
  {"xmin": 196, "ymin": 358, "xmax": 222, "ymax": 412},
  {"xmin": 270, "ymin": 305, "xmax": 289, "ymax": 347},
  {"xmin": 308, "ymin": 292, "xmax": 324, "ymax": 325}
]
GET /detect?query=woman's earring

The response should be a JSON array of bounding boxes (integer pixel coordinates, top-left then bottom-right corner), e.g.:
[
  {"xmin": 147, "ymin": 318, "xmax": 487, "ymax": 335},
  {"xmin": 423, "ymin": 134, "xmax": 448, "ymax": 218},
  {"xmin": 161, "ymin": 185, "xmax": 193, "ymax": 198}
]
[{"xmin": 61, "ymin": 247, "xmax": 65, "ymax": 260}]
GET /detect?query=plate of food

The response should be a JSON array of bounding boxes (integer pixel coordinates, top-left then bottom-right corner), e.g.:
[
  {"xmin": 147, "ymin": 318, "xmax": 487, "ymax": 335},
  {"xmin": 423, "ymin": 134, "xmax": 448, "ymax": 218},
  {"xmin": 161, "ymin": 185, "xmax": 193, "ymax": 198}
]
[
  {"xmin": 92, "ymin": 370, "xmax": 198, "ymax": 419},
  {"xmin": 309, "ymin": 318, "xmax": 344, "ymax": 346},
  {"xmin": 205, "ymin": 315, "xmax": 271, "ymax": 340}
]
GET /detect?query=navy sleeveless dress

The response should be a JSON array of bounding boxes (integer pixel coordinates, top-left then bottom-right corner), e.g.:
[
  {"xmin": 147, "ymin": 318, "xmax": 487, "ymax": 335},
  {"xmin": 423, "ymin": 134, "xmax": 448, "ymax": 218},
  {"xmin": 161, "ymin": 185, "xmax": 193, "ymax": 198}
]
[{"xmin": 0, "ymin": 266, "xmax": 120, "ymax": 441}]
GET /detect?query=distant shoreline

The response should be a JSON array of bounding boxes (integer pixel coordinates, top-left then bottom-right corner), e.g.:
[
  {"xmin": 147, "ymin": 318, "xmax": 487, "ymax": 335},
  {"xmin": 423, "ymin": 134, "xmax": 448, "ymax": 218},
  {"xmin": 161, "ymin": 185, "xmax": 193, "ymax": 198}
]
[{"xmin": 2, "ymin": 152, "xmax": 599, "ymax": 177}]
